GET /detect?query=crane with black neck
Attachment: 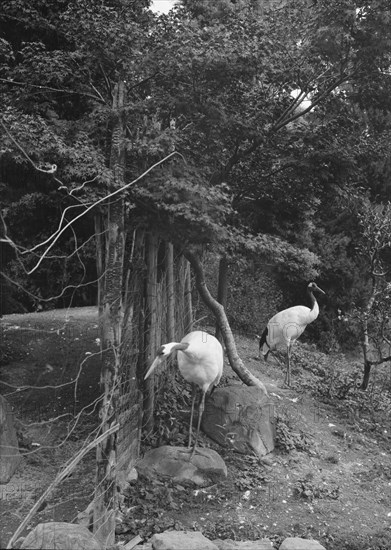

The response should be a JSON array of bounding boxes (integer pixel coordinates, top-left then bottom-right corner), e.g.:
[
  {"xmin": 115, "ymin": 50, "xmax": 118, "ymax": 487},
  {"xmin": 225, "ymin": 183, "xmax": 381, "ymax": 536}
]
[{"xmin": 258, "ymin": 282, "xmax": 325, "ymax": 386}]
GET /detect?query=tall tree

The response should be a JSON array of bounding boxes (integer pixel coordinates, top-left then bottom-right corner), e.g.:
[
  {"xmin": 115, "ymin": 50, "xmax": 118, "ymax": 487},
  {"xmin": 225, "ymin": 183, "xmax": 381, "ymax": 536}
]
[
  {"xmin": 355, "ymin": 200, "xmax": 391, "ymax": 390},
  {"xmin": 94, "ymin": 79, "xmax": 126, "ymax": 545}
]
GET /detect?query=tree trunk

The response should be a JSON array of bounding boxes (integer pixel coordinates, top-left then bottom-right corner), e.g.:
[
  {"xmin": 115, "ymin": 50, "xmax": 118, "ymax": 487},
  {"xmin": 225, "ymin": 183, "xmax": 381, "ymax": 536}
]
[
  {"xmin": 184, "ymin": 259, "xmax": 193, "ymax": 333},
  {"xmin": 93, "ymin": 80, "xmax": 126, "ymax": 547},
  {"xmin": 361, "ymin": 312, "xmax": 372, "ymax": 390},
  {"xmin": 94, "ymin": 212, "xmax": 105, "ymax": 320},
  {"xmin": 360, "ymin": 276, "xmax": 377, "ymax": 390},
  {"xmin": 361, "ymin": 359, "xmax": 372, "ymax": 391},
  {"xmin": 166, "ymin": 242, "xmax": 175, "ymax": 342},
  {"xmin": 184, "ymin": 249, "xmax": 268, "ymax": 394},
  {"xmin": 177, "ymin": 255, "xmax": 187, "ymax": 337},
  {"xmin": 143, "ymin": 232, "xmax": 159, "ymax": 434},
  {"xmin": 215, "ymin": 255, "xmax": 228, "ymax": 342}
]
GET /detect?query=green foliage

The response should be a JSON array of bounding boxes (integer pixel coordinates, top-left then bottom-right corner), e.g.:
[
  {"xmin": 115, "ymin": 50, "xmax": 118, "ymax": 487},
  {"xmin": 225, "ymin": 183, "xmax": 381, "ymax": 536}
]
[
  {"xmin": 275, "ymin": 412, "xmax": 313, "ymax": 454},
  {"xmin": 232, "ymin": 455, "xmax": 266, "ymax": 491},
  {"xmin": 294, "ymin": 475, "xmax": 340, "ymax": 501},
  {"xmin": 1, "ymin": 108, "xmax": 111, "ymax": 191},
  {"xmin": 227, "ymin": 262, "xmax": 283, "ymax": 332},
  {"xmin": 292, "ymin": 345, "xmax": 391, "ymax": 440},
  {"xmin": 328, "ymin": 530, "xmax": 391, "ymax": 550},
  {"xmin": 119, "ymin": 476, "xmax": 186, "ymax": 539},
  {"xmin": 144, "ymin": 369, "xmax": 191, "ymax": 448},
  {"xmin": 1, "ymin": 0, "xmax": 391, "ymax": 328},
  {"xmin": 131, "ymin": 166, "xmax": 232, "ymax": 247},
  {"xmin": 195, "ymin": 254, "xmax": 284, "ymax": 333},
  {"xmin": 236, "ymin": 231, "xmax": 320, "ymax": 282},
  {"xmin": 356, "ymin": 200, "xmax": 391, "ymax": 274},
  {"xmin": 201, "ymin": 515, "xmax": 267, "ymax": 542}
]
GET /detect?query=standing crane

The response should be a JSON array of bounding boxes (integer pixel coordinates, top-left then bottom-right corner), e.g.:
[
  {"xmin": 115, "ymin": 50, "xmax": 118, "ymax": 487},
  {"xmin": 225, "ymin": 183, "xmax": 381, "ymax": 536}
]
[
  {"xmin": 259, "ymin": 282, "xmax": 325, "ymax": 386},
  {"xmin": 144, "ymin": 330, "xmax": 224, "ymax": 459}
]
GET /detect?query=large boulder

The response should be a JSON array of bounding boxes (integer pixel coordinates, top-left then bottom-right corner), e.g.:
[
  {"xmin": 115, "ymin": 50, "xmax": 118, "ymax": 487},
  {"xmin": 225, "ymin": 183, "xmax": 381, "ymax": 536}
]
[
  {"xmin": 279, "ymin": 538, "xmax": 326, "ymax": 550},
  {"xmin": 0, "ymin": 394, "xmax": 22, "ymax": 483},
  {"xmin": 202, "ymin": 385, "xmax": 275, "ymax": 458},
  {"xmin": 213, "ymin": 539, "xmax": 273, "ymax": 549},
  {"xmin": 135, "ymin": 445, "xmax": 227, "ymax": 487},
  {"xmin": 20, "ymin": 522, "xmax": 102, "ymax": 550},
  {"xmin": 150, "ymin": 530, "xmax": 218, "ymax": 550}
]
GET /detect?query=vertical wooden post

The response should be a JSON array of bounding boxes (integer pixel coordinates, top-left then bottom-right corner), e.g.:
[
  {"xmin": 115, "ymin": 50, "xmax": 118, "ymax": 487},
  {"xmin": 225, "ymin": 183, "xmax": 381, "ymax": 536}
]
[
  {"xmin": 176, "ymin": 255, "xmax": 187, "ymax": 337},
  {"xmin": 166, "ymin": 242, "xmax": 175, "ymax": 342},
  {"xmin": 94, "ymin": 212, "xmax": 105, "ymax": 322},
  {"xmin": 184, "ymin": 260, "xmax": 193, "ymax": 333},
  {"xmin": 143, "ymin": 232, "xmax": 158, "ymax": 434},
  {"xmin": 93, "ymin": 80, "xmax": 126, "ymax": 548}
]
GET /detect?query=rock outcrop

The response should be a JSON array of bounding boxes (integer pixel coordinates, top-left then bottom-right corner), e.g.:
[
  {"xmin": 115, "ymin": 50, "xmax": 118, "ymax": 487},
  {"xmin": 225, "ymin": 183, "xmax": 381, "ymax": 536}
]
[
  {"xmin": 135, "ymin": 445, "xmax": 227, "ymax": 487},
  {"xmin": 150, "ymin": 530, "xmax": 218, "ymax": 550},
  {"xmin": 279, "ymin": 537, "xmax": 326, "ymax": 550},
  {"xmin": 133, "ymin": 530, "xmax": 326, "ymax": 550},
  {"xmin": 19, "ymin": 522, "xmax": 102, "ymax": 550},
  {"xmin": 202, "ymin": 385, "xmax": 275, "ymax": 458}
]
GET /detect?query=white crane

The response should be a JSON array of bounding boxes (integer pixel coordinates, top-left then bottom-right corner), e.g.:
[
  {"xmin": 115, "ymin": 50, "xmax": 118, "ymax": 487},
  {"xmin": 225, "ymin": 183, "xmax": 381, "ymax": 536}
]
[
  {"xmin": 144, "ymin": 330, "xmax": 224, "ymax": 458},
  {"xmin": 259, "ymin": 282, "xmax": 325, "ymax": 386}
]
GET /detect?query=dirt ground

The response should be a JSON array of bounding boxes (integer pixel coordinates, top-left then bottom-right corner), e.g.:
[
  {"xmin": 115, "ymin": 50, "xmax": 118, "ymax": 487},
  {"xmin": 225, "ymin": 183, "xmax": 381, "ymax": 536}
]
[
  {"xmin": 1, "ymin": 308, "xmax": 391, "ymax": 549},
  {"xmin": 0, "ymin": 307, "xmax": 100, "ymax": 548}
]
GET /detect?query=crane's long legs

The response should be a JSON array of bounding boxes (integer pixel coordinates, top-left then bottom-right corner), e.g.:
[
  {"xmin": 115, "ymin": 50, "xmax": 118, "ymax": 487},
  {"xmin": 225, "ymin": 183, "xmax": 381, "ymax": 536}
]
[
  {"xmin": 285, "ymin": 344, "xmax": 292, "ymax": 387},
  {"xmin": 260, "ymin": 349, "xmax": 270, "ymax": 361},
  {"xmin": 188, "ymin": 385, "xmax": 197, "ymax": 449},
  {"xmin": 189, "ymin": 390, "xmax": 206, "ymax": 460}
]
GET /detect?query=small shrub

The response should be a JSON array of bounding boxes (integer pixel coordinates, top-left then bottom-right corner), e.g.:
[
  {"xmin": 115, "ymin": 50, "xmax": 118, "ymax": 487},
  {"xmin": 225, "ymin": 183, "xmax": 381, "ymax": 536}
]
[
  {"xmin": 294, "ymin": 347, "xmax": 391, "ymax": 439},
  {"xmin": 326, "ymin": 530, "xmax": 391, "ymax": 550},
  {"xmin": 324, "ymin": 454, "xmax": 339, "ymax": 464},
  {"xmin": 143, "ymin": 369, "xmax": 191, "ymax": 448},
  {"xmin": 294, "ymin": 476, "xmax": 340, "ymax": 501},
  {"xmin": 275, "ymin": 413, "xmax": 313, "ymax": 454},
  {"xmin": 232, "ymin": 456, "xmax": 266, "ymax": 491}
]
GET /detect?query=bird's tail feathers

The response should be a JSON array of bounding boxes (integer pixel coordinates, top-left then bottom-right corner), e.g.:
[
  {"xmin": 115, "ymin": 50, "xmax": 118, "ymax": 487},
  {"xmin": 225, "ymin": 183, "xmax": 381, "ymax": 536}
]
[{"xmin": 258, "ymin": 326, "xmax": 268, "ymax": 354}]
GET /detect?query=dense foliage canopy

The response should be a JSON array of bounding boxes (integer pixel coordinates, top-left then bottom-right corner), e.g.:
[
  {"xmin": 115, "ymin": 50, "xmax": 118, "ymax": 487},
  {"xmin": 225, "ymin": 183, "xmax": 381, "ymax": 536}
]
[{"xmin": 1, "ymin": 0, "xmax": 391, "ymax": 351}]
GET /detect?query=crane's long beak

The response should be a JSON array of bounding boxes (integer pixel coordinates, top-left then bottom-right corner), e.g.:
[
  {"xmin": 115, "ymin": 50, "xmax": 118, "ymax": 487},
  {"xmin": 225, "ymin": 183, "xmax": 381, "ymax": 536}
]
[
  {"xmin": 316, "ymin": 285, "xmax": 326, "ymax": 294},
  {"xmin": 144, "ymin": 355, "xmax": 164, "ymax": 380}
]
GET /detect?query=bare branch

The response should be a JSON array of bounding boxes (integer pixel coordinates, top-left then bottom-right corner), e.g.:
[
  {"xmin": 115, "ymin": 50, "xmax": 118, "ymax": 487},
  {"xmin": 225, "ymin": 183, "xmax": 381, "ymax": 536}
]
[
  {"xmin": 0, "ymin": 269, "xmax": 106, "ymax": 305},
  {"xmin": 0, "ymin": 77, "xmax": 106, "ymax": 104},
  {"xmin": 273, "ymin": 74, "xmax": 350, "ymax": 132},
  {"xmin": 273, "ymin": 89, "xmax": 308, "ymax": 129},
  {"xmin": 371, "ymin": 355, "xmax": 391, "ymax": 366},
  {"xmin": 58, "ymin": 175, "xmax": 100, "ymax": 196},
  {"xmin": 26, "ymin": 151, "xmax": 184, "ymax": 274},
  {"xmin": 0, "ymin": 202, "xmax": 93, "ymax": 258},
  {"xmin": 1, "ymin": 348, "xmax": 108, "ymax": 396}
]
